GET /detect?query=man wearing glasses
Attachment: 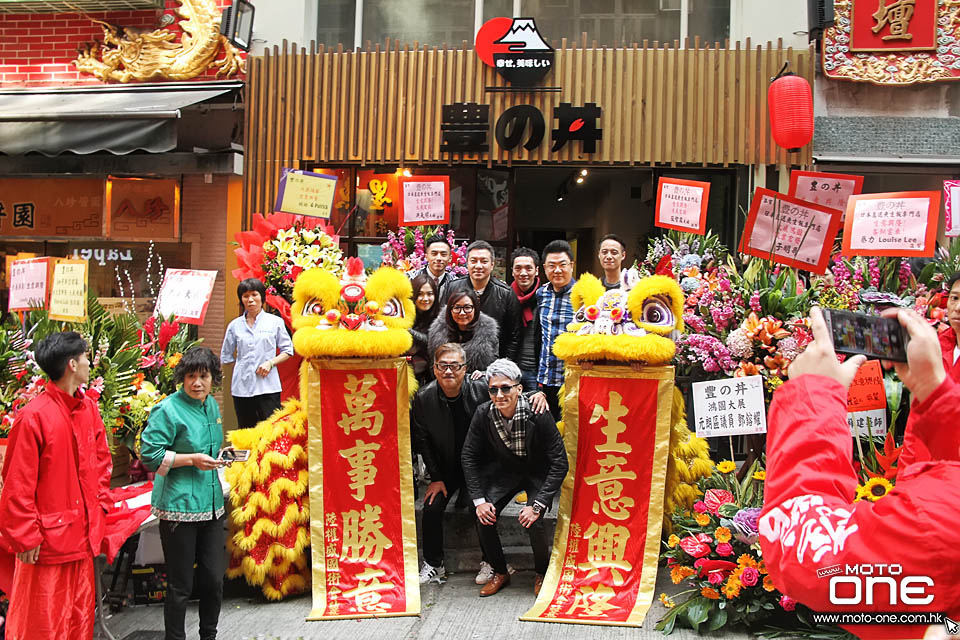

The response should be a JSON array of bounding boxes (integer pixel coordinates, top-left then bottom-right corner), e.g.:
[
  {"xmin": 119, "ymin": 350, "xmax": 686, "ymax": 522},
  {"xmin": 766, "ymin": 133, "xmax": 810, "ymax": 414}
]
[
  {"xmin": 537, "ymin": 239, "xmax": 577, "ymax": 419},
  {"xmin": 411, "ymin": 345, "xmax": 547, "ymax": 586},
  {"xmin": 442, "ymin": 240, "xmax": 521, "ymax": 362},
  {"xmin": 461, "ymin": 359, "xmax": 568, "ymax": 598}
]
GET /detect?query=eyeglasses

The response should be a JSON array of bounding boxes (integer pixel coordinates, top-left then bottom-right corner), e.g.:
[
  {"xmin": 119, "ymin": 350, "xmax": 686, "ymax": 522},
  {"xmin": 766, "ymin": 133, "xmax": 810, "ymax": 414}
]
[
  {"xmin": 452, "ymin": 305, "xmax": 475, "ymax": 314},
  {"xmin": 545, "ymin": 262, "xmax": 571, "ymax": 271},
  {"xmin": 435, "ymin": 362, "xmax": 466, "ymax": 372},
  {"xmin": 488, "ymin": 383, "xmax": 519, "ymax": 396}
]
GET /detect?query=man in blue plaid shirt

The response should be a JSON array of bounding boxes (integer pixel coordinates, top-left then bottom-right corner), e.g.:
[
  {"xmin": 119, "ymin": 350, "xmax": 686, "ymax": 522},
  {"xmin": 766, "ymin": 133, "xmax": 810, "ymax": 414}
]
[{"xmin": 536, "ymin": 239, "xmax": 576, "ymax": 420}]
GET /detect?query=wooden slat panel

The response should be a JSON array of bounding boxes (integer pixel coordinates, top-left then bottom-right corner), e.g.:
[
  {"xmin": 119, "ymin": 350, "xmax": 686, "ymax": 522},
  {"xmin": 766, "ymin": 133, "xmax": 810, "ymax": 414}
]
[{"xmin": 244, "ymin": 41, "xmax": 817, "ymax": 219}]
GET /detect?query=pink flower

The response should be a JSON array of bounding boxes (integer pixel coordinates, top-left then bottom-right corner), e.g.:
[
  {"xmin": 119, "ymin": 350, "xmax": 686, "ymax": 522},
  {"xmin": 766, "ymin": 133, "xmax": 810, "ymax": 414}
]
[
  {"xmin": 708, "ymin": 571, "xmax": 725, "ymax": 585},
  {"xmin": 679, "ymin": 533, "xmax": 713, "ymax": 558},
  {"xmin": 779, "ymin": 595, "xmax": 796, "ymax": 611},
  {"xmin": 703, "ymin": 489, "xmax": 735, "ymax": 515},
  {"xmin": 693, "ymin": 501, "xmax": 709, "ymax": 514},
  {"xmin": 693, "ymin": 558, "xmax": 707, "ymax": 569},
  {"xmin": 740, "ymin": 567, "xmax": 760, "ymax": 587},
  {"xmin": 715, "ymin": 542, "xmax": 733, "ymax": 556}
]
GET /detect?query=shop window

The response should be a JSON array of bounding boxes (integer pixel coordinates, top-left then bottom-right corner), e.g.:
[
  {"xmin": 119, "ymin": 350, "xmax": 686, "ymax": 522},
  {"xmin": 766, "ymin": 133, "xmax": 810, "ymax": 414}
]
[
  {"xmin": 523, "ymin": 0, "xmax": 681, "ymax": 45},
  {"xmin": 317, "ymin": 0, "xmax": 357, "ymax": 48},
  {"xmin": 362, "ymin": 0, "xmax": 474, "ymax": 47},
  {"xmin": 688, "ymin": 0, "xmax": 730, "ymax": 45}
]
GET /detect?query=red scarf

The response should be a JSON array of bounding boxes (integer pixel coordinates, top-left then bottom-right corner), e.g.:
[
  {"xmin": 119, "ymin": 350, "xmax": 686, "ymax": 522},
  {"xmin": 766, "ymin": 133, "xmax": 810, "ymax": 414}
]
[{"xmin": 511, "ymin": 278, "xmax": 540, "ymax": 327}]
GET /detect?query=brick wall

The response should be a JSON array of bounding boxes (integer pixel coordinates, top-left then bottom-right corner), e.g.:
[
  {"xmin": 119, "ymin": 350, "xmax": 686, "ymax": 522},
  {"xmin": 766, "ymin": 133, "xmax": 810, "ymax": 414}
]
[{"xmin": 0, "ymin": 0, "xmax": 240, "ymax": 87}]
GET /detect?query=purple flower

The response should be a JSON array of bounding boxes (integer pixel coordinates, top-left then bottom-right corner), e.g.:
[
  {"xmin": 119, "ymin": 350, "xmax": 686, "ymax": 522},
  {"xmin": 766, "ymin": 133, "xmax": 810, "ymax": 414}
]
[
  {"xmin": 868, "ymin": 257, "xmax": 880, "ymax": 288},
  {"xmin": 732, "ymin": 507, "xmax": 762, "ymax": 545},
  {"xmin": 684, "ymin": 314, "xmax": 707, "ymax": 333},
  {"xmin": 898, "ymin": 259, "xmax": 912, "ymax": 290}
]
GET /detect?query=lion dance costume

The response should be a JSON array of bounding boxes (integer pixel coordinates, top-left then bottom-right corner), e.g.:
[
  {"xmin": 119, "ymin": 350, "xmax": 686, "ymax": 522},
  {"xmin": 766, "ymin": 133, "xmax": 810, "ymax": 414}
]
[
  {"xmin": 225, "ymin": 258, "xmax": 415, "ymax": 599},
  {"xmin": 552, "ymin": 270, "xmax": 714, "ymax": 528}
]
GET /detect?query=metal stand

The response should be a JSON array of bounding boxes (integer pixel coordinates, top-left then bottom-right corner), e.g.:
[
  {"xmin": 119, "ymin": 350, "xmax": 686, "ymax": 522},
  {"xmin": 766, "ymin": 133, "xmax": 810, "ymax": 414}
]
[{"xmin": 94, "ymin": 554, "xmax": 116, "ymax": 640}]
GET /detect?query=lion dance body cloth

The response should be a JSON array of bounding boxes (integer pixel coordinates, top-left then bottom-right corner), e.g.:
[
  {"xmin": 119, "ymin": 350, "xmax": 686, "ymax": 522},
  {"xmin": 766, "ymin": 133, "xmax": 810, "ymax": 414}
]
[{"xmin": 225, "ymin": 258, "xmax": 418, "ymax": 608}]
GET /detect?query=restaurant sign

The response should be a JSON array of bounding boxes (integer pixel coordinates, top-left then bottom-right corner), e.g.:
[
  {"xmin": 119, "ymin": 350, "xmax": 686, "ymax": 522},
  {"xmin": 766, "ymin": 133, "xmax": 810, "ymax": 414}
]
[
  {"xmin": 476, "ymin": 17, "xmax": 555, "ymax": 87},
  {"xmin": 823, "ymin": 0, "xmax": 960, "ymax": 84}
]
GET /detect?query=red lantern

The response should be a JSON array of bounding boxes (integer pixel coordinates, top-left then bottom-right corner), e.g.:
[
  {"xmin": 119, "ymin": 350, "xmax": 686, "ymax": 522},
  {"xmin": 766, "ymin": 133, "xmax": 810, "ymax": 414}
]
[{"xmin": 768, "ymin": 63, "xmax": 814, "ymax": 153}]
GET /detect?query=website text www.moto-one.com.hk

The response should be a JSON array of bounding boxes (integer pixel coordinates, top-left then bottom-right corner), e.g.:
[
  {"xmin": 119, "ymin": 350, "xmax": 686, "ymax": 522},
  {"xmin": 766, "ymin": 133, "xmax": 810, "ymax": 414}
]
[{"xmin": 811, "ymin": 563, "xmax": 949, "ymax": 626}]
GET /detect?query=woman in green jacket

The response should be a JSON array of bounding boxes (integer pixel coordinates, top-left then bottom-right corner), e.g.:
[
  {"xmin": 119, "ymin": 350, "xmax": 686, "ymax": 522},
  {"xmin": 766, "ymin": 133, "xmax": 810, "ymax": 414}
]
[{"xmin": 141, "ymin": 347, "xmax": 226, "ymax": 640}]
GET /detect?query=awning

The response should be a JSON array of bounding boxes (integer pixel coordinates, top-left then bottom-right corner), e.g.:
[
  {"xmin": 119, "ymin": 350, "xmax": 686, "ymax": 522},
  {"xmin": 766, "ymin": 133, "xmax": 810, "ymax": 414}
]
[{"xmin": 0, "ymin": 82, "xmax": 241, "ymax": 156}]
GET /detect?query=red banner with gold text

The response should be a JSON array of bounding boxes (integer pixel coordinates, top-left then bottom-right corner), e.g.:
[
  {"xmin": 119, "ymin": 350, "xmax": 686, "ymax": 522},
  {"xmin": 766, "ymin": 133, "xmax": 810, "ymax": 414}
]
[
  {"xmin": 522, "ymin": 365, "xmax": 673, "ymax": 626},
  {"xmin": 306, "ymin": 358, "xmax": 419, "ymax": 619}
]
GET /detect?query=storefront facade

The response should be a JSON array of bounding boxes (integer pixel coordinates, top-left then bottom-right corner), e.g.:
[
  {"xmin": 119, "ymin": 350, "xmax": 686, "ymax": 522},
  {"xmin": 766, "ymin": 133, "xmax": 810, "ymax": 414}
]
[{"xmin": 244, "ymin": 33, "xmax": 814, "ymax": 275}]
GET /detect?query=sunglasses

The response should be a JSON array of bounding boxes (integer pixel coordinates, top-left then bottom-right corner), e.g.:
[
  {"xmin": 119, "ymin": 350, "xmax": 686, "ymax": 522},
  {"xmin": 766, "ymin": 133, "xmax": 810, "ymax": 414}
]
[
  {"xmin": 488, "ymin": 383, "xmax": 519, "ymax": 396},
  {"xmin": 435, "ymin": 362, "xmax": 466, "ymax": 372}
]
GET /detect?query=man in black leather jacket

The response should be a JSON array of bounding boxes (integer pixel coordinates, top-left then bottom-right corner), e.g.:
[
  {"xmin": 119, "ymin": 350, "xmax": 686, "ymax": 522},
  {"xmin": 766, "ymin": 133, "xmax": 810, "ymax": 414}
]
[
  {"xmin": 411, "ymin": 344, "xmax": 547, "ymax": 585},
  {"xmin": 441, "ymin": 240, "xmax": 521, "ymax": 362},
  {"xmin": 509, "ymin": 247, "xmax": 542, "ymax": 392}
]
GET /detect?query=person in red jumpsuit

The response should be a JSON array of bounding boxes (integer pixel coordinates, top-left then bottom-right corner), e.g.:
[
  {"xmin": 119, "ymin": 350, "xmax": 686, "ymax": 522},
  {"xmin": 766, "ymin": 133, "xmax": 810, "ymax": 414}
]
[
  {"xmin": 0, "ymin": 331, "xmax": 113, "ymax": 640},
  {"xmin": 759, "ymin": 307, "xmax": 960, "ymax": 640}
]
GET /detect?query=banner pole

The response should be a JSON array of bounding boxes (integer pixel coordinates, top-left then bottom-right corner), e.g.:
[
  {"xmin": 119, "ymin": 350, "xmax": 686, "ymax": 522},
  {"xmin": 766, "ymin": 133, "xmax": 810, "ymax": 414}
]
[{"xmin": 728, "ymin": 436, "xmax": 736, "ymax": 463}]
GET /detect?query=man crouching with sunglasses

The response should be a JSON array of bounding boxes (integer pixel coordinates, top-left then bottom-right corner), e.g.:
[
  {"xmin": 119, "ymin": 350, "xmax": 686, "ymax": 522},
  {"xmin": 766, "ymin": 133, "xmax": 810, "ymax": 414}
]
[
  {"xmin": 461, "ymin": 358, "xmax": 569, "ymax": 598},
  {"xmin": 412, "ymin": 345, "xmax": 549, "ymax": 587}
]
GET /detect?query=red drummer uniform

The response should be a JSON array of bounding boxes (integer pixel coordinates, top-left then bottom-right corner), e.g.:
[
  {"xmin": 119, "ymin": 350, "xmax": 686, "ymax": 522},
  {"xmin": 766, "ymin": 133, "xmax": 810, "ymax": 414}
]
[
  {"xmin": 0, "ymin": 382, "xmax": 113, "ymax": 640},
  {"xmin": 759, "ymin": 374, "xmax": 960, "ymax": 640}
]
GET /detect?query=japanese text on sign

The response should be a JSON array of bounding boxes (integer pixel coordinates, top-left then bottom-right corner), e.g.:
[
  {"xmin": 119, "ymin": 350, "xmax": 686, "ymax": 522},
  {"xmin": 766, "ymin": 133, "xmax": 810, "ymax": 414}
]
[
  {"xmin": 789, "ymin": 171, "xmax": 864, "ymax": 213},
  {"xmin": 48, "ymin": 259, "xmax": 88, "ymax": 322},
  {"xmin": 692, "ymin": 375, "xmax": 767, "ymax": 438},
  {"xmin": 399, "ymin": 176, "xmax": 449, "ymax": 226},
  {"xmin": 655, "ymin": 178, "xmax": 710, "ymax": 234},
  {"xmin": 8, "ymin": 257, "xmax": 51, "ymax": 312},
  {"xmin": 845, "ymin": 193, "xmax": 938, "ymax": 256},
  {"xmin": 743, "ymin": 190, "xmax": 837, "ymax": 271}
]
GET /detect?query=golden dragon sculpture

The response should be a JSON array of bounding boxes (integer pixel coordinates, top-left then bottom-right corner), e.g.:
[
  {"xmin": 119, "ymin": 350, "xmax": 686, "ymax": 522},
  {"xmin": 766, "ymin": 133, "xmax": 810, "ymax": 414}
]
[{"xmin": 73, "ymin": 0, "xmax": 245, "ymax": 83}]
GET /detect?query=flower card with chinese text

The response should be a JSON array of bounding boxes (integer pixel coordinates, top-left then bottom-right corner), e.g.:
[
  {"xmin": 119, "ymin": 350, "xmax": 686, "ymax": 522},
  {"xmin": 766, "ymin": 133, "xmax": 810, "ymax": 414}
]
[
  {"xmin": 943, "ymin": 180, "xmax": 960, "ymax": 237},
  {"xmin": 691, "ymin": 375, "xmax": 767, "ymax": 438},
  {"xmin": 521, "ymin": 365, "xmax": 673, "ymax": 627},
  {"xmin": 153, "ymin": 269, "xmax": 219, "ymax": 326},
  {"xmin": 48, "ymin": 258, "xmax": 88, "ymax": 322},
  {"xmin": 841, "ymin": 191, "xmax": 941, "ymax": 257},
  {"xmin": 7, "ymin": 257, "xmax": 54, "ymax": 313},
  {"xmin": 739, "ymin": 188, "xmax": 842, "ymax": 274},
  {"xmin": 788, "ymin": 171, "xmax": 864, "ymax": 214},
  {"xmin": 306, "ymin": 359, "xmax": 419, "ymax": 620},
  {"xmin": 399, "ymin": 176, "xmax": 450, "ymax": 226},
  {"xmin": 275, "ymin": 169, "xmax": 339, "ymax": 219},
  {"xmin": 655, "ymin": 177, "xmax": 711, "ymax": 235}
]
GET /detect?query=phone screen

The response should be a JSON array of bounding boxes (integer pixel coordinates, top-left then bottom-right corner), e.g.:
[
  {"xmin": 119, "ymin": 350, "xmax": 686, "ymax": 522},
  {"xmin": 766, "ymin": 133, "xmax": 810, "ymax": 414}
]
[{"xmin": 822, "ymin": 309, "xmax": 908, "ymax": 362}]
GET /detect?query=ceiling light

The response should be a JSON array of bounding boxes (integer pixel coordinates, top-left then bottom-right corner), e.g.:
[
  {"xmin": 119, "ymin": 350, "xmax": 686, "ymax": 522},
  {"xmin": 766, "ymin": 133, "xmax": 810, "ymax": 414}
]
[{"xmin": 580, "ymin": 169, "xmax": 588, "ymax": 177}]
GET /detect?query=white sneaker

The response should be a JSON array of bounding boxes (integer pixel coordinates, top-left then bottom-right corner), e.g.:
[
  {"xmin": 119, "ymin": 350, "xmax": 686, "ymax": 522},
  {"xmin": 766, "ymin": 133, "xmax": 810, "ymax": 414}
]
[
  {"xmin": 475, "ymin": 561, "xmax": 494, "ymax": 585},
  {"xmin": 419, "ymin": 561, "xmax": 446, "ymax": 584}
]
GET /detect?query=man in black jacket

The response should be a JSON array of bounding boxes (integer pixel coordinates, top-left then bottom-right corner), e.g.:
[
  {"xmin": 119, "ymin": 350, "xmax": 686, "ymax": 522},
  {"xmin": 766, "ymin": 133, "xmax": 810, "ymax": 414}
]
[
  {"xmin": 510, "ymin": 247, "xmax": 541, "ymax": 392},
  {"xmin": 411, "ymin": 344, "xmax": 548, "ymax": 585},
  {"xmin": 461, "ymin": 359, "xmax": 568, "ymax": 598},
  {"xmin": 441, "ymin": 240, "xmax": 521, "ymax": 361}
]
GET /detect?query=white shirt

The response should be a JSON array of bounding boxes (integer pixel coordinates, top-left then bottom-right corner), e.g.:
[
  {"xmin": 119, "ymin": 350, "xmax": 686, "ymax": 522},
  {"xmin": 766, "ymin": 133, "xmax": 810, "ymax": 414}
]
[{"xmin": 221, "ymin": 311, "xmax": 294, "ymax": 397}]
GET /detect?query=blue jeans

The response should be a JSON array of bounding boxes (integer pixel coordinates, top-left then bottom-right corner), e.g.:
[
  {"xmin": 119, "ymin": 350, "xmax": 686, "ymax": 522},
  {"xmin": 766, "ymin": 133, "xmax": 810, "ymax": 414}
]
[{"xmin": 521, "ymin": 370, "xmax": 538, "ymax": 393}]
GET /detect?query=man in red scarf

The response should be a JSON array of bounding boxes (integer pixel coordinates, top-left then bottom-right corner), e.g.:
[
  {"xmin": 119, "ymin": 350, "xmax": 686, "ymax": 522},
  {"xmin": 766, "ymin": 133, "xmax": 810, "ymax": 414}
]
[
  {"xmin": 0, "ymin": 331, "xmax": 112, "ymax": 640},
  {"xmin": 759, "ymin": 308, "xmax": 960, "ymax": 639},
  {"xmin": 510, "ymin": 247, "xmax": 541, "ymax": 392}
]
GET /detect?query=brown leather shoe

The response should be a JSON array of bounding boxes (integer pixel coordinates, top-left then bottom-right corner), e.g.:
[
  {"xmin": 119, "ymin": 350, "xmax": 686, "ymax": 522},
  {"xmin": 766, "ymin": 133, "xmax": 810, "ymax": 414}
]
[
  {"xmin": 534, "ymin": 574, "xmax": 544, "ymax": 596},
  {"xmin": 479, "ymin": 572, "xmax": 510, "ymax": 597}
]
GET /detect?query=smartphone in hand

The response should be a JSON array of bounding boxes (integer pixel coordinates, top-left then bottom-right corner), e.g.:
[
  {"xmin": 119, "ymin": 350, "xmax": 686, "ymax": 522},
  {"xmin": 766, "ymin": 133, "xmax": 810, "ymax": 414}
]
[
  {"xmin": 216, "ymin": 447, "xmax": 251, "ymax": 464},
  {"xmin": 821, "ymin": 308, "xmax": 909, "ymax": 362}
]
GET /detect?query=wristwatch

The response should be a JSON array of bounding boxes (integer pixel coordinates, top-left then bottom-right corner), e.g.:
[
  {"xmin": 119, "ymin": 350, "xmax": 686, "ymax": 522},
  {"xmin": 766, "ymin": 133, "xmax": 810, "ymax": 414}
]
[{"xmin": 531, "ymin": 502, "xmax": 544, "ymax": 516}]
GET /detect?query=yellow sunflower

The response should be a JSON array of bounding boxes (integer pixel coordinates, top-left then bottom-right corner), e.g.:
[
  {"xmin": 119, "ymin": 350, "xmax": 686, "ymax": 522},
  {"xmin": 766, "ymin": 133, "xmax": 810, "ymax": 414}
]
[
  {"xmin": 861, "ymin": 477, "xmax": 894, "ymax": 502},
  {"xmin": 716, "ymin": 460, "xmax": 736, "ymax": 474},
  {"xmin": 701, "ymin": 586, "xmax": 721, "ymax": 600},
  {"xmin": 670, "ymin": 566, "xmax": 695, "ymax": 584},
  {"xmin": 659, "ymin": 593, "xmax": 676, "ymax": 608},
  {"xmin": 752, "ymin": 470, "xmax": 766, "ymax": 481},
  {"xmin": 722, "ymin": 576, "xmax": 742, "ymax": 599},
  {"xmin": 714, "ymin": 527, "xmax": 732, "ymax": 543},
  {"xmin": 694, "ymin": 513, "xmax": 711, "ymax": 526},
  {"xmin": 667, "ymin": 534, "xmax": 680, "ymax": 548}
]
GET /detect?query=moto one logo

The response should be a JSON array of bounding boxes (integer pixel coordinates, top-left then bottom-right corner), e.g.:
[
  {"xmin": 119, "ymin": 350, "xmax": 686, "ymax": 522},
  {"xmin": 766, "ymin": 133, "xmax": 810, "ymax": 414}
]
[{"xmin": 829, "ymin": 565, "xmax": 934, "ymax": 606}]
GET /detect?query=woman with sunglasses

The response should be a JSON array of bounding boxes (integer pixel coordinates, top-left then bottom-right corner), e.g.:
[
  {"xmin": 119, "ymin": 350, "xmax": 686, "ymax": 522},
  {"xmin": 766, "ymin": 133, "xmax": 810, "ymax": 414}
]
[
  {"xmin": 406, "ymin": 273, "xmax": 441, "ymax": 386},
  {"xmin": 427, "ymin": 289, "xmax": 499, "ymax": 376},
  {"xmin": 460, "ymin": 359, "xmax": 568, "ymax": 599}
]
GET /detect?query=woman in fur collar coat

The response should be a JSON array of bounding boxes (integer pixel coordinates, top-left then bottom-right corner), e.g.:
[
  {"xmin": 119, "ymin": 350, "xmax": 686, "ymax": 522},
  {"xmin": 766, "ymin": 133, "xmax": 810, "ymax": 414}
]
[{"xmin": 428, "ymin": 289, "xmax": 500, "ymax": 375}]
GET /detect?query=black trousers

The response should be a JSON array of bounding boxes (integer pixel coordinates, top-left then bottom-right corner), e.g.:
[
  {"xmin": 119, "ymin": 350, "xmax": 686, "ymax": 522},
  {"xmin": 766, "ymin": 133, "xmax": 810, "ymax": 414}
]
[
  {"xmin": 233, "ymin": 392, "xmax": 282, "ymax": 429},
  {"xmin": 477, "ymin": 489, "xmax": 550, "ymax": 576},
  {"xmin": 159, "ymin": 515, "xmax": 227, "ymax": 640},
  {"xmin": 542, "ymin": 385, "xmax": 562, "ymax": 421},
  {"xmin": 421, "ymin": 481, "xmax": 481, "ymax": 568}
]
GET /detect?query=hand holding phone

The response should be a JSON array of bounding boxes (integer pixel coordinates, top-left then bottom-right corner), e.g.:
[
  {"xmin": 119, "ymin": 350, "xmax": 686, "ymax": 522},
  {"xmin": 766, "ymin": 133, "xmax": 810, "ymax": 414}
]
[
  {"xmin": 216, "ymin": 447, "xmax": 250, "ymax": 464},
  {"xmin": 821, "ymin": 309, "xmax": 909, "ymax": 363}
]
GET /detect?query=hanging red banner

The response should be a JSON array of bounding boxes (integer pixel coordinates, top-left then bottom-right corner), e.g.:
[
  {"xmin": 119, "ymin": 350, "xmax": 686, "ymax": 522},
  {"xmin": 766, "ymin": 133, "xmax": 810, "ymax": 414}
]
[
  {"xmin": 306, "ymin": 358, "xmax": 419, "ymax": 620},
  {"xmin": 522, "ymin": 365, "xmax": 673, "ymax": 627}
]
